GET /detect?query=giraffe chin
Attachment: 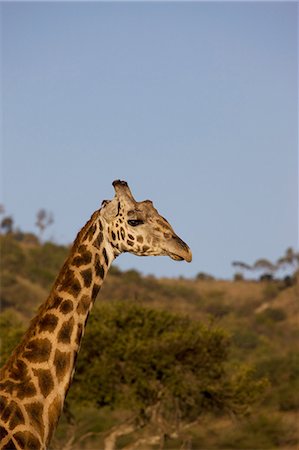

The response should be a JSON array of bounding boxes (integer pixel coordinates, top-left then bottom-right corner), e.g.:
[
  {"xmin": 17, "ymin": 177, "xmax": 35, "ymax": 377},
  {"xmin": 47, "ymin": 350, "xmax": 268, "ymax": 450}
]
[{"xmin": 169, "ymin": 253, "xmax": 185, "ymax": 262}]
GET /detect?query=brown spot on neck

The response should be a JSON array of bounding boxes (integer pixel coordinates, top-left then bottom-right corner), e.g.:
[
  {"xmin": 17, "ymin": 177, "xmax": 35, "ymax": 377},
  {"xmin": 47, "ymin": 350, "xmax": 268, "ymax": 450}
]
[
  {"xmin": 95, "ymin": 254, "xmax": 105, "ymax": 280},
  {"xmin": 23, "ymin": 338, "xmax": 52, "ymax": 363},
  {"xmin": 14, "ymin": 430, "xmax": 42, "ymax": 450},
  {"xmin": 59, "ymin": 300, "xmax": 74, "ymax": 314},
  {"xmin": 57, "ymin": 317, "xmax": 75, "ymax": 344},
  {"xmin": 94, "ymin": 231, "xmax": 104, "ymax": 249},
  {"xmin": 73, "ymin": 247, "xmax": 92, "ymax": 267},
  {"xmin": 102, "ymin": 247, "xmax": 109, "ymax": 266},
  {"xmin": 92, "ymin": 283, "xmax": 101, "ymax": 300},
  {"xmin": 33, "ymin": 368, "xmax": 54, "ymax": 398},
  {"xmin": 81, "ymin": 268, "xmax": 92, "ymax": 287},
  {"xmin": 0, "ymin": 426, "xmax": 8, "ymax": 441},
  {"xmin": 53, "ymin": 350, "xmax": 71, "ymax": 383},
  {"xmin": 7, "ymin": 401, "xmax": 25, "ymax": 430},
  {"xmin": 61, "ymin": 269, "xmax": 81, "ymax": 296},
  {"xmin": 47, "ymin": 395, "xmax": 62, "ymax": 445},
  {"xmin": 24, "ymin": 402, "xmax": 45, "ymax": 439},
  {"xmin": 77, "ymin": 295, "xmax": 91, "ymax": 315},
  {"xmin": 39, "ymin": 313, "xmax": 59, "ymax": 333}
]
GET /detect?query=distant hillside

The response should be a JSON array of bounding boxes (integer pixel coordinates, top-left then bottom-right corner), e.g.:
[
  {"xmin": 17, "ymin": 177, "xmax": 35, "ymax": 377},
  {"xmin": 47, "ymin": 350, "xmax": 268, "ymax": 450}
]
[{"xmin": 0, "ymin": 232, "xmax": 298, "ymax": 449}]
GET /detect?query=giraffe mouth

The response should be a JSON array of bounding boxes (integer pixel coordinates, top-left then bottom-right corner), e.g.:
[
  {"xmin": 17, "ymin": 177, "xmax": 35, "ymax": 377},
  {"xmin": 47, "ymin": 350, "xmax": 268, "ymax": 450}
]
[
  {"xmin": 169, "ymin": 252, "xmax": 185, "ymax": 261},
  {"xmin": 164, "ymin": 237, "xmax": 192, "ymax": 263}
]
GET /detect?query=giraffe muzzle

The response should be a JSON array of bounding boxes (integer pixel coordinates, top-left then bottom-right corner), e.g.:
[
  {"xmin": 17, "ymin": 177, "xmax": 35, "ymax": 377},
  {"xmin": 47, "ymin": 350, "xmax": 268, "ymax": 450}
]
[{"xmin": 166, "ymin": 236, "xmax": 192, "ymax": 263}]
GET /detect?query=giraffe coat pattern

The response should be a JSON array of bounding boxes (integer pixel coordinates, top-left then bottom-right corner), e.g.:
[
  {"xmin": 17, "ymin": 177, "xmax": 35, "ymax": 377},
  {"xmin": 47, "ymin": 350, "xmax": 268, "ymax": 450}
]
[{"xmin": 0, "ymin": 180, "xmax": 192, "ymax": 449}]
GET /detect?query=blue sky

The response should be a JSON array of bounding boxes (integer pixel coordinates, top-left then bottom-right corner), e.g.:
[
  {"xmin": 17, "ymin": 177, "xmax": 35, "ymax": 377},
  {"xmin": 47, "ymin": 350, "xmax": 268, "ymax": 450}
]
[{"xmin": 1, "ymin": 2, "xmax": 298, "ymax": 279}]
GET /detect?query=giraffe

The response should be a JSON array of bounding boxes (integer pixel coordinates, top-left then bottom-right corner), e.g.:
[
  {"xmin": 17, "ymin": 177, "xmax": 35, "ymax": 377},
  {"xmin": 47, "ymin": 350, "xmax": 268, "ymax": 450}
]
[{"xmin": 0, "ymin": 180, "xmax": 192, "ymax": 450}]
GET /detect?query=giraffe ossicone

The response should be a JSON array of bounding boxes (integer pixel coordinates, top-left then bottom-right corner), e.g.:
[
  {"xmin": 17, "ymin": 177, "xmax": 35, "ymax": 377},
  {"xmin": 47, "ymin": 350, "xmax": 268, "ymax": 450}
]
[{"xmin": 0, "ymin": 180, "xmax": 192, "ymax": 450}]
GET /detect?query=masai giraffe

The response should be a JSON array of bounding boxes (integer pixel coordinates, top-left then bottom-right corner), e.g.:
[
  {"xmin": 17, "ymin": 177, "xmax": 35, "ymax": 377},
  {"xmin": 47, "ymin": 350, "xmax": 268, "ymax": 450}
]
[{"xmin": 0, "ymin": 180, "xmax": 192, "ymax": 450}]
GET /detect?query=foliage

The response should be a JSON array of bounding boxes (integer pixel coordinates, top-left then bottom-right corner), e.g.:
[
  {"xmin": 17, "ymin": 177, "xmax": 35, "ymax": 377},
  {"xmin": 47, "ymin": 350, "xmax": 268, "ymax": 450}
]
[
  {"xmin": 0, "ymin": 235, "xmax": 26, "ymax": 272},
  {"xmin": 0, "ymin": 216, "xmax": 14, "ymax": 234},
  {"xmin": 0, "ymin": 230, "xmax": 298, "ymax": 448},
  {"xmin": 256, "ymin": 307, "xmax": 287, "ymax": 324},
  {"xmin": 232, "ymin": 247, "xmax": 299, "ymax": 279},
  {"xmin": 233, "ymin": 272, "xmax": 244, "ymax": 281},
  {"xmin": 0, "ymin": 235, "xmax": 68, "ymax": 292},
  {"xmin": 0, "ymin": 311, "xmax": 25, "ymax": 367},
  {"xmin": 220, "ymin": 414, "xmax": 298, "ymax": 449},
  {"xmin": 277, "ymin": 247, "xmax": 299, "ymax": 269},
  {"xmin": 70, "ymin": 303, "xmax": 267, "ymax": 426},
  {"xmin": 195, "ymin": 272, "xmax": 215, "ymax": 281},
  {"xmin": 255, "ymin": 352, "xmax": 299, "ymax": 411},
  {"xmin": 232, "ymin": 329, "xmax": 261, "ymax": 350},
  {"xmin": 25, "ymin": 242, "xmax": 68, "ymax": 289}
]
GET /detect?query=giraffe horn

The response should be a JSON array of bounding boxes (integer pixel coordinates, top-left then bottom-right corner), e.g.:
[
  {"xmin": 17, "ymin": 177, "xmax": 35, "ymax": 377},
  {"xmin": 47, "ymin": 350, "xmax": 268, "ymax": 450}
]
[{"xmin": 112, "ymin": 180, "xmax": 136, "ymax": 203}]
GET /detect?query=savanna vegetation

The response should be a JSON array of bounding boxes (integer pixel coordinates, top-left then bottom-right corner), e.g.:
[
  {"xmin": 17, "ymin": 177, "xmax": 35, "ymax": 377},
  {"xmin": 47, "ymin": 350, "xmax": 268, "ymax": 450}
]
[{"xmin": 0, "ymin": 212, "xmax": 298, "ymax": 449}]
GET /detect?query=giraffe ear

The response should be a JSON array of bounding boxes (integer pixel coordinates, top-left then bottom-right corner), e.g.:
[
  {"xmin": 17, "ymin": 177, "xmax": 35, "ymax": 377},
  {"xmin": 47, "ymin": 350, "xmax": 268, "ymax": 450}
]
[{"xmin": 101, "ymin": 198, "xmax": 119, "ymax": 222}]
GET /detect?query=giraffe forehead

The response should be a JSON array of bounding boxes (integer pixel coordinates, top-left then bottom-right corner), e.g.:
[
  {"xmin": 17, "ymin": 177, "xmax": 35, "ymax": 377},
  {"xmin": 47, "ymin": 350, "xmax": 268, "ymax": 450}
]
[
  {"xmin": 116, "ymin": 201, "xmax": 172, "ymax": 230},
  {"xmin": 119, "ymin": 198, "xmax": 155, "ymax": 213}
]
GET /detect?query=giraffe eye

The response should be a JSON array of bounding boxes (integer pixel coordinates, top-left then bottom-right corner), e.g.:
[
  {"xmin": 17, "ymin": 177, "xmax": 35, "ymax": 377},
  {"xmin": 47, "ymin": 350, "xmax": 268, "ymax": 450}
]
[{"xmin": 128, "ymin": 219, "xmax": 144, "ymax": 227}]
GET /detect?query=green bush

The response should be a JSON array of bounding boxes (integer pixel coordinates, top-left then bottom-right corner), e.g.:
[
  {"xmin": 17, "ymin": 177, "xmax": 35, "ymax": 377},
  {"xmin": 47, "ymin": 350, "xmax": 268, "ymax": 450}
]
[
  {"xmin": 196, "ymin": 272, "xmax": 215, "ymax": 281},
  {"xmin": 26, "ymin": 242, "xmax": 67, "ymax": 288},
  {"xmin": 122, "ymin": 269, "xmax": 142, "ymax": 283},
  {"xmin": 0, "ymin": 271, "xmax": 41, "ymax": 315},
  {"xmin": 0, "ymin": 235, "xmax": 26, "ymax": 274},
  {"xmin": 0, "ymin": 310, "xmax": 25, "ymax": 367},
  {"xmin": 255, "ymin": 352, "xmax": 299, "ymax": 411},
  {"xmin": 70, "ymin": 303, "xmax": 267, "ymax": 425},
  {"xmin": 234, "ymin": 272, "xmax": 244, "ymax": 281},
  {"xmin": 205, "ymin": 301, "xmax": 231, "ymax": 318},
  {"xmin": 232, "ymin": 329, "xmax": 260, "ymax": 350},
  {"xmin": 256, "ymin": 307, "xmax": 287, "ymax": 324}
]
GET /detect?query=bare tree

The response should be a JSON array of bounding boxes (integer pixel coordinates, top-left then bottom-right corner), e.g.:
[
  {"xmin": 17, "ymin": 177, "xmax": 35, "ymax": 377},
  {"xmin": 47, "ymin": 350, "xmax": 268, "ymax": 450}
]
[
  {"xmin": 232, "ymin": 261, "xmax": 252, "ymax": 278},
  {"xmin": 35, "ymin": 209, "xmax": 54, "ymax": 240},
  {"xmin": 253, "ymin": 258, "xmax": 277, "ymax": 274},
  {"xmin": 277, "ymin": 247, "xmax": 299, "ymax": 271}
]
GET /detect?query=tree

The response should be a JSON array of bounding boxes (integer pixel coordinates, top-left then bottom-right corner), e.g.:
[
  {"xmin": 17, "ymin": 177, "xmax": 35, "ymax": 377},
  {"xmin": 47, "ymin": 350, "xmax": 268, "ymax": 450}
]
[
  {"xmin": 277, "ymin": 247, "xmax": 299, "ymax": 272},
  {"xmin": 232, "ymin": 261, "xmax": 252, "ymax": 279},
  {"xmin": 0, "ymin": 216, "xmax": 14, "ymax": 234},
  {"xmin": 66, "ymin": 302, "xmax": 267, "ymax": 449},
  {"xmin": 253, "ymin": 259, "xmax": 277, "ymax": 277},
  {"xmin": 35, "ymin": 209, "xmax": 54, "ymax": 240}
]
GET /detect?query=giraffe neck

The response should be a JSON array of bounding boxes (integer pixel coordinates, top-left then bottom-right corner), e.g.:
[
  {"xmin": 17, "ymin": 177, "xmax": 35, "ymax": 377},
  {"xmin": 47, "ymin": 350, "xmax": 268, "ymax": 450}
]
[{"xmin": 0, "ymin": 213, "xmax": 115, "ymax": 449}]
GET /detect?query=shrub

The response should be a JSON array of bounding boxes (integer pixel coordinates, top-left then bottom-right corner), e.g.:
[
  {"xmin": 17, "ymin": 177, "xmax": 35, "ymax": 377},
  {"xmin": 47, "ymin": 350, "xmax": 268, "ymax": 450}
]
[
  {"xmin": 0, "ymin": 271, "xmax": 41, "ymax": 316},
  {"xmin": 220, "ymin": 414, "xmax": 298, "ymax": 449},
  {"xmin": 232, "ymin": 329, "xmax": 260, "ymax": 350},
  {"xmin": 234, "ymin": 272, "xmax": 244, "ymax": 281},
  {"xmin": 0, "ymin": 235, "xmax": 26, "ymax": 273},
  {"xmin": 255, "ymin": 352, "xmax": 299, "ymax": 411},
  {"xmin": 70, "ymin": 302, "xmax": 267, "ymax": 428},
  {"xmin": 0, "ymin": 311, "xmax": 25, "ymax": 367},
  {"xmin": 256, "ymin": 307, "xmax": 287, "ymax": 324},
  {"xmin": 205, "ymin": 301, "xmax": 231, "ymax": 318},
  {"xmin": 196, "ymin": 272, "xmax": 215, "ymax": 281}
]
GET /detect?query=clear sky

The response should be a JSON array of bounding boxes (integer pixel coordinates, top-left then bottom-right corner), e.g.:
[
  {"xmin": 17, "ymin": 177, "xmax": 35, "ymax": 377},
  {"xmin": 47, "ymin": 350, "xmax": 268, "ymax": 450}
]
[{"xmin": 1, "ymin": 2, "xmax": 298, "ymax": 279}]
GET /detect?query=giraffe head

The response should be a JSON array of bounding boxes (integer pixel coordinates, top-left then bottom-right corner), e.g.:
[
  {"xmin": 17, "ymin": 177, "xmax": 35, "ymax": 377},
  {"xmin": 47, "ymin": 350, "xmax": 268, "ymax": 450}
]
[{"xmin": 101, "ymin": 180, "xmax": 192, "ymax": 262}]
